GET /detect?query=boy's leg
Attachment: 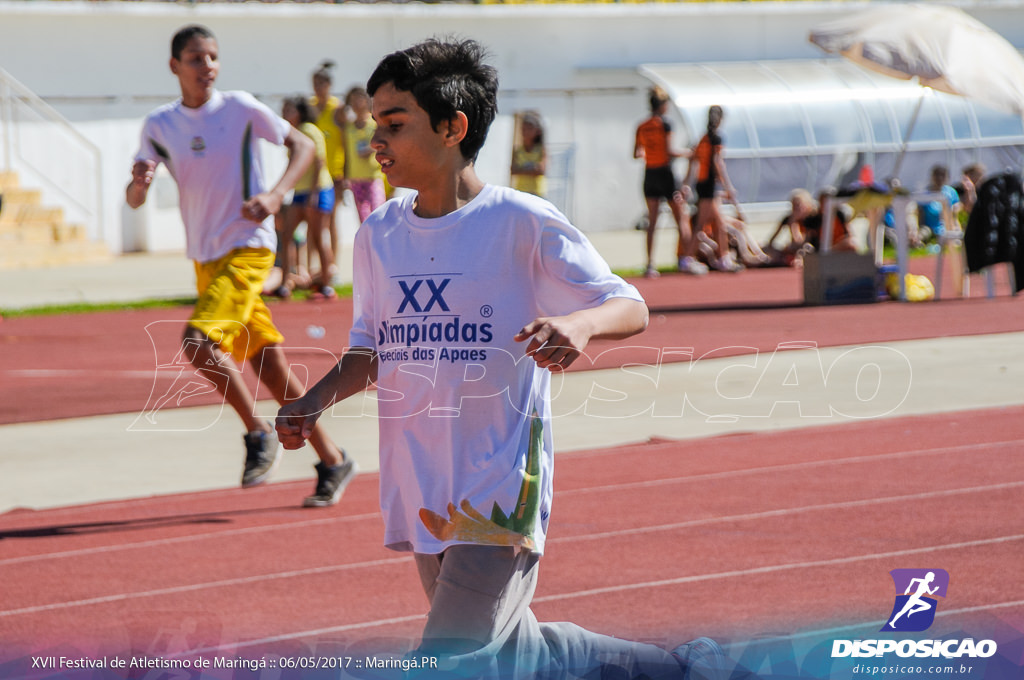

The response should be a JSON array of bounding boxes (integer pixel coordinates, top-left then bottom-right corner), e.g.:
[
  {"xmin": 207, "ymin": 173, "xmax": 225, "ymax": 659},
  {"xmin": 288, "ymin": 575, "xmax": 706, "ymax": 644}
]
[
  {"xmin": 251, "ymin": 344, "xmax": 343, "ymax": 466},
  {"xmin": 413, "ymin": 545, "xmax": 686, "ymax": 679},
  {"xmin": 181, "ymin": 327, "xmax": 265, "ymax": 434},
  {"xmin": 252, "ymin": 344, "xmax": 355, "ymax": 507},
  {"xmin": 189, "ymin": 248, "xmax": 286, "ymax": 487}
]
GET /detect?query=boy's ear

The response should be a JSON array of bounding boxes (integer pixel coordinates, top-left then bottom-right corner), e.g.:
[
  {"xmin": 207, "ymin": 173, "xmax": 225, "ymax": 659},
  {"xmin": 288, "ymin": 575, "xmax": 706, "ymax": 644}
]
[
  {"xmin": 443, "ymin": 112, "xmax": 470, "ymax": 148},
  {"xmin": 169, "ymin": 57, "xmax": 180, "ymax": 76}
]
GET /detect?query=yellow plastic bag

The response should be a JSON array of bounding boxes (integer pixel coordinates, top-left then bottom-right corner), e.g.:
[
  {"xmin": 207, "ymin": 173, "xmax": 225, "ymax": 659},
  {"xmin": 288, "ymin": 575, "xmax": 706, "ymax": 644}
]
[{"xmin": 886, "ymin": 273, "xmax": 935, "ymax": 302}]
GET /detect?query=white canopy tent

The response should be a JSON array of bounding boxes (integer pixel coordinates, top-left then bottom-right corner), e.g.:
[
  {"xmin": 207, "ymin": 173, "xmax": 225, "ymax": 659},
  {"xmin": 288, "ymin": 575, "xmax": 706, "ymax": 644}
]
[{"xmin": 638, "ymin": 59, "xmax": 1024, "ymax": 207}]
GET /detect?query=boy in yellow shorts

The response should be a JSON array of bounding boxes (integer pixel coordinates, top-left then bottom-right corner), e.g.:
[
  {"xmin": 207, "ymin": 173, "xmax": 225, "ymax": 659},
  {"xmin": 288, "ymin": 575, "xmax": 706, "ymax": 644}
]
[{"xmin": 127, "ymin": 24, "xmax": 355, "ymax": 507}]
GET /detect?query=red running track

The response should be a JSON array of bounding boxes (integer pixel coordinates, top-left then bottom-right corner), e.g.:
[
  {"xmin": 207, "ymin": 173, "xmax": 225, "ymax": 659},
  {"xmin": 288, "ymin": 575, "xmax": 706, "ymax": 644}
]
[
  {"xmin": 1, "ymin": 262, "xmax": 1022, "ymax": 425},
  {"xmin": 1, "ymin": 405, "xmax": 1022, "ymax": 663},
  {"xmin": 1, "ymin": 262, "xmax": 1022, "ymax": 675}
]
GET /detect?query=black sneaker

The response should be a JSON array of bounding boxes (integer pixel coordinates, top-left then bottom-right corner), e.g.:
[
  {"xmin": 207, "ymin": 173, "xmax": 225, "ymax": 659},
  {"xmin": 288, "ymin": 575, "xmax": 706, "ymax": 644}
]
[
  {"xmin": 303, "ymin": 458, "xmax": 358, "ymax": 508},
  {"xmin": 672, "ymin": 637, "xmax": 725, "ymax": 680},
  {"xmin": 241, "ymin": 426, "xmax": 282, "ymax": 488}
]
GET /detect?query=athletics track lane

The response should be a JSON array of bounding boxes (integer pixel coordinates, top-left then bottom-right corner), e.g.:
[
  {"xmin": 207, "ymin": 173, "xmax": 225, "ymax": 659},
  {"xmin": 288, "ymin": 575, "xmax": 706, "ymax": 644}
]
[
  {"xmin": 1, "ymin": 262, "xmax": 1022, "ymax": 426},
  {"xmin": 1, "ymin": 405, "xmax": 1021, "ymax": 663}
]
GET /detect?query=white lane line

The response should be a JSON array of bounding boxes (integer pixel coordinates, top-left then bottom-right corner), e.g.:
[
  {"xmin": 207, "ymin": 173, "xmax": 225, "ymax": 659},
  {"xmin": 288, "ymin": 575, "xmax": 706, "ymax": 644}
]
[
  {"xmin": 2, "ymin": 369, "xmax": 158, "ymax": 379},
  {"xmin": 0, "ymin": 556, "xmax": 413, "ymax": 618},
  {"xmin": 532, "ymin": 534, "xmax": 1024, "ymax": 604},
  {"xmin": 179, "ymin": 614, "xmax": 429, "ymax": 657},
  {"xmin": 552, "ymin": 481, "xmax": 1024, "ymax": 544},
  {"xmin": 7, "ymin": 438, "xmax": 1020, "ymax": 564},
  {"xmin": 4, "ymin": 519, "xmax": 1020, "ymax": 621},
  {"xmin": 559, "ymin": 439, "xmax": 1021, "ymax": 496},
  {"xmin": 0, "ymin": 512, "xmax": 381, "ymax": 567},
  {"xmin": 172, "ymin": 546, "xmax": 1024, "ymax": 656}
]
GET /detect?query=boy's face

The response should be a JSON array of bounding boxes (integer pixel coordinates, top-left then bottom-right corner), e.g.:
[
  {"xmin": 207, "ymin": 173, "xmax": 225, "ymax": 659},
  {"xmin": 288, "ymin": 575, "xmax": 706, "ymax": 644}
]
[
  {"xmin": 171, "ymin": 36, "xmax": 219, "ymax": 108},
  {"xmin": 370, "ymin": 82, "xmax": 461, "ymax": 191}
]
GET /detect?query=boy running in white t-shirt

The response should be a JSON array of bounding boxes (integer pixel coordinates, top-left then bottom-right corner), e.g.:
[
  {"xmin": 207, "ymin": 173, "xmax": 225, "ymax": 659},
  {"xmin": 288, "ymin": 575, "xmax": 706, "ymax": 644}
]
[
  {"xmin": 276, "ymin": 38, "xmax": 725, "ymax": 678},
  {"xmin": 127, "ymin": 24, "xmax": 356, "ymax": 507}
]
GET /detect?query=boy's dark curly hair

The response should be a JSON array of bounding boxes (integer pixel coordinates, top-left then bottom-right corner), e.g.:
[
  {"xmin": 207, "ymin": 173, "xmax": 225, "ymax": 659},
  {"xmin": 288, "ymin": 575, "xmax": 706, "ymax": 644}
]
[{"xmin": 367, "ymin": 38, "xmax": 499, "ymax": 162}]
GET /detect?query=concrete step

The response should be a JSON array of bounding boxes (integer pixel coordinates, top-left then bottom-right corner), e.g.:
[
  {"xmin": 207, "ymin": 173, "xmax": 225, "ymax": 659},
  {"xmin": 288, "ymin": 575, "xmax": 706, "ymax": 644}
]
[
  {"xmin": 0, "ymin": 170, "xmax": 19, "ymax": 192},
  {"xmin": 0, "ymin": 220, "xmax": 86, "ymax": 244},
  {"xmin": 0, "ymin": 188, "xmax": 44, "ymax": 224},
  {"xmin": 0, "ymin": 171, "xmax": 105, "ymax": 269},
  {"xmin": 0, "ymin": 239, "xmax": 110, "ymax": 270}
]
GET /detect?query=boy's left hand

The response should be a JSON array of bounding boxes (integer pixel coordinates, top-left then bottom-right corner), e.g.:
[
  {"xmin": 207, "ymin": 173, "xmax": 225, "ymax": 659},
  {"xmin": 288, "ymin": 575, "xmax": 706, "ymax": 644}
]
[
  {"xmin": 241, "ymin": 192, "xmax": 282, "ymax": 223},
  {"xmin": 515, "ymin": 315, "xmax": 591, "ymax": 371}
]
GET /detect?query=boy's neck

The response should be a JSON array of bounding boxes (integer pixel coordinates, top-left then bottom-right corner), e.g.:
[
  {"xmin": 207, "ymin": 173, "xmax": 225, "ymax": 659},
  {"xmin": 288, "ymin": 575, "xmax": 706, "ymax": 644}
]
[
  {"xmin": 182, "ymin": 91, "xmax": 214, "ymax": 109},
  {"xmin": 412, "ymin": 163, "xmax": 485, "ymax": 219}
]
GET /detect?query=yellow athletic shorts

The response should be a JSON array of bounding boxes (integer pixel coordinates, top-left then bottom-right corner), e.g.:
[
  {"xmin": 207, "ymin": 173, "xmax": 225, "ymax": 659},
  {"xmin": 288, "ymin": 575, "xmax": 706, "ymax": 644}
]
[{"xmin": 189, "ymin": 248, "xmax": 284, "ymax": 363}]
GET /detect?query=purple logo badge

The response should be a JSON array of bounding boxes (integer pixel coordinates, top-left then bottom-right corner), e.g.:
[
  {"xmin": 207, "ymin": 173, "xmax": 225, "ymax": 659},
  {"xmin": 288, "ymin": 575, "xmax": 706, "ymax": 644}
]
[{"xmin": 881, "ymin": 569, "xmax": 949, "ymax": 632}]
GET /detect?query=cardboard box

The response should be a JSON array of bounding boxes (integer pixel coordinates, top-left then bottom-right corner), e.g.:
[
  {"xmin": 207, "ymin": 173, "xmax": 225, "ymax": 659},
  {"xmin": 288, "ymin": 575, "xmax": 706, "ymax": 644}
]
[{"xmin": 803, "ymin": 251, "xmax": 879, "ymax": 305}]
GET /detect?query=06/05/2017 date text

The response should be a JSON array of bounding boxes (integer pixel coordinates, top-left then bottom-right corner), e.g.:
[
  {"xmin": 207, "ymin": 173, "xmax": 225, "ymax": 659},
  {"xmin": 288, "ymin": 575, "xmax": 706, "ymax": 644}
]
[{"xmin": 279, "ymin": 655, "xmax": 440, "ymax": 672}]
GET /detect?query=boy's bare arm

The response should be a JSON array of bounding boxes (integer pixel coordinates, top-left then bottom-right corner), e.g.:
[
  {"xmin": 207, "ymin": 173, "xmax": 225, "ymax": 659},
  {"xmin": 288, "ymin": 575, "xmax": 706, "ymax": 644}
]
[
  {"xmin": 242, "ymin": 126, "xmax": 315, "ymax": 221},
  {"xmin": 515, "ymin": 297, "xmax": 649, "ymax": 371},
  {"xmin": 276, "ymin": 347, "xmax": 378, "ymax": 449},
  {"xmin": 126, "ymin": 160, "xmax": 156, "ymax": 209}
]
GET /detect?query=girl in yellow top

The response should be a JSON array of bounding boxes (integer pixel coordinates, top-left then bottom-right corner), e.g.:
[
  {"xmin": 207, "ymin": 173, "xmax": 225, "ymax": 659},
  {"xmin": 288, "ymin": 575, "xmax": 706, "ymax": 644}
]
[
  {"xmin": 510, "ymin": 111, "xmax": 547, "ymax": 198},
  {"xmin": 280, "ymin": 96, "xmax": 337, "ymax": 299},
  {"xmin": 310, "ymin": 61, "xmax": 346, "ymax": 279},
  {"xmin": 343, "ymin": 87, "xmax": 386, "ymax": 224}
]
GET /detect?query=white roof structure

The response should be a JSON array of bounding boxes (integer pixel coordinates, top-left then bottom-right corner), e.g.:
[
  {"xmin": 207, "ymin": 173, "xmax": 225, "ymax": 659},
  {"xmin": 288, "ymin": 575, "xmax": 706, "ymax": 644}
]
[{"xmin": 639, "ymin": 59, "xmax": 1024, "ymax": 203}]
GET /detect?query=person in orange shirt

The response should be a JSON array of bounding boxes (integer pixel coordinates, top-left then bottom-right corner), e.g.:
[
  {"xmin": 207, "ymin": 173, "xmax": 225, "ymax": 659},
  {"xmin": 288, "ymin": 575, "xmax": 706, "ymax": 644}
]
[
  {"xmin": 684, "ymin": 105, "xmax": 744, "ymax": 272},
  {"xmin": 633, "ymin": 87, "xmax": 705, "ymax": 277}
]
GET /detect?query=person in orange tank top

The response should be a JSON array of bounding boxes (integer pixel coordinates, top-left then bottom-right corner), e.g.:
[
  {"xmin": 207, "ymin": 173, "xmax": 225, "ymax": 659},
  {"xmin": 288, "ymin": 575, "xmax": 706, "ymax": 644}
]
[
  {"xmin": 683, "ymin": 105, "xmax": 744, "ymax": 272},
  {"xmin": 633, "ymin": 87, "xmax": 706, "ymax": 277}
]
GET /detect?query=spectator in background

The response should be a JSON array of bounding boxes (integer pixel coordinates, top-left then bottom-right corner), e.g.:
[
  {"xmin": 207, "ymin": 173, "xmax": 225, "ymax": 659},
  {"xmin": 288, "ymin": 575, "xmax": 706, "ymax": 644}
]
[
  {"xmin": 683, "ymin": 105, "xmax": 743, "ymax": 272},
  {"xmin": 510, "ymin": 110, "xmax": 547, "ymax": 198},
  {"xmin": 310, "ymin": 61, "xmax": 347, "ymax": 282},
  {"xmin": 633, "ymin": 86, "xmax": 705, "ymax": 278},
  {"xmin": 764, "ymin": 188, "xmax": 854, "ymax": 267},
  {"xmin": 954, "ymin": 162, "xmax": 986, "ymax": 225},
  {"xmin": 343, "ymin": 86, "xmax": 386, "ymax": 224},
  {"xmin": 916, "ymin": 164, "xmax": 961, "ymax": 244},
  {"xmin": 279, "ymin": 96, "xmax": 337, "ymax": 300}
]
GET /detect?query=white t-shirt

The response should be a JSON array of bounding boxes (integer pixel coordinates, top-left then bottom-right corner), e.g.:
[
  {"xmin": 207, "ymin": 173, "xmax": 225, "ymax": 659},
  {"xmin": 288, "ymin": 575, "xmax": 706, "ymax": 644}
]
[
  {"xmin": 134, "ymin": 90, "xmax": 290, "ymax": 263},
  {"xmin": 349, "ymin": 184, "xmax": 644, "ymax": 555}
]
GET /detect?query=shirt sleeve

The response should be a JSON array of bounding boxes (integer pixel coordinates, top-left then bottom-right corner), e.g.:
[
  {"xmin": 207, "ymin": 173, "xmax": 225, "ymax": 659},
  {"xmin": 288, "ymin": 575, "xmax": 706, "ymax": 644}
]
[
  {"xmin": 133, "ymin": 115, "xmax": 165, "ymax": 166},
  {"xmin": 348, "ymin": 223, "xmax": 378, "ymax": 350},
  {"xmin": 242, "ymin": 92, "xmax": 290, "ymax": 146},
  {"xmin": 535, "ymin": 213, "xmax": 644, "ymax": 318}
]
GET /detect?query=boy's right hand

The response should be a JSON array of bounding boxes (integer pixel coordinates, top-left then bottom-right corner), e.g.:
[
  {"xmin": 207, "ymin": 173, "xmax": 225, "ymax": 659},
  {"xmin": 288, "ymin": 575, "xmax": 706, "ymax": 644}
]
[
  {"xmin": 131, "ymin": 160, "xmax": 156, "ymax": 188},
  {"xmin": 276, "ymin": 399, "xmax": 320, "ymax": 450}
]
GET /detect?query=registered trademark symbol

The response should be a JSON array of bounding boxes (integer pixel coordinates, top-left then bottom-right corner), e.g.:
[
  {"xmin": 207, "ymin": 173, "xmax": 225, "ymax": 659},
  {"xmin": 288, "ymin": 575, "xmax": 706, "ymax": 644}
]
[{"xmin": 480, "ymin": 305, "xmax": 493, "ymax": 317}]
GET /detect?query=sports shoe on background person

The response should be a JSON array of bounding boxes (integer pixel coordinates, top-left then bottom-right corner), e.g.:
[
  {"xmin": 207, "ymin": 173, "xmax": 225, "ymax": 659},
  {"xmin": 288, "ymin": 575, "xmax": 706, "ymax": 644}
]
[
  {"xmin": 678, "ymin": 256, "xmax": 709, "ymax": 275},
  {"xmin": 241, "ymin": 425, "xmax": 282, "ymax": 488},
  {"xmin": 673, "ymin": 636, "xmax": 726, "ymax": 680},
  {"xmin": 303, "ymin": 458, "xmax": 359, "ymax": 507}
]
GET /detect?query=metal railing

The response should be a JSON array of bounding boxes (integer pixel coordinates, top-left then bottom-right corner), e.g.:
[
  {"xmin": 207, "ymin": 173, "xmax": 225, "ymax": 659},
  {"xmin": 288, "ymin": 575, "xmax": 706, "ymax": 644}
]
[{"xmin": 0, "ymin": 66, "xmax": 103, "ymax": 240}]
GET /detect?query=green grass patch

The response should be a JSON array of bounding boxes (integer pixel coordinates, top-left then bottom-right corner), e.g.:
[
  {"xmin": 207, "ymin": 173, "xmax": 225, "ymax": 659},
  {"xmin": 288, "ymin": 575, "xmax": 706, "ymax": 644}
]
[
  {"xmin": 0, "ymin": 296, "xmax": 199, "ymax": 319},
  {"xmin": 0, "ymin": 283, "xmax": 354, "ymax": 319}
]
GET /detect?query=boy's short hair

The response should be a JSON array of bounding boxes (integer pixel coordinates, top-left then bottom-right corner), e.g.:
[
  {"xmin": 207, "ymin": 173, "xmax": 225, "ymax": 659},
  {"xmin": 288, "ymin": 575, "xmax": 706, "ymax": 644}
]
[
  {"xmin": 171, "ymin": 24, "xmax": 215, "ymax": 60},
  {"xmin": 366, "ymin": 38, "xmax": 498, "ymax": 161}
]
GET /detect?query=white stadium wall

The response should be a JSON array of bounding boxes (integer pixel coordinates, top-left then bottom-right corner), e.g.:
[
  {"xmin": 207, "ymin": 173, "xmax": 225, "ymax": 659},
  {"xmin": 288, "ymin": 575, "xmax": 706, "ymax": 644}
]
[{"xmin": 2, "ymin": 1, "xmax": 1024, "ymax": 254}]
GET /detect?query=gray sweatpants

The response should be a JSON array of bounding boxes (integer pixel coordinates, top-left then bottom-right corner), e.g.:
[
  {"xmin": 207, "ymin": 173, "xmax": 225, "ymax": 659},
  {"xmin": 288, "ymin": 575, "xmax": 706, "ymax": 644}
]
[{"xmin": 411, "ymin": 544, "xmax": 684, "ymax": 680}]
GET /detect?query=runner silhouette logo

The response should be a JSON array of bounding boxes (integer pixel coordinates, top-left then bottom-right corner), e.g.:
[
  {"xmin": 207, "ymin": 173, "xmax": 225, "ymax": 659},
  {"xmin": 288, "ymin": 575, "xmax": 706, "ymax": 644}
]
[{"xmin": 881, "ymin": 569, "xmax": 949, "ymax": 632}]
